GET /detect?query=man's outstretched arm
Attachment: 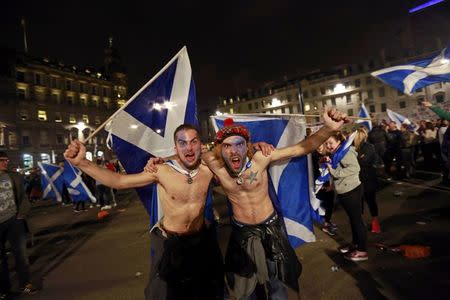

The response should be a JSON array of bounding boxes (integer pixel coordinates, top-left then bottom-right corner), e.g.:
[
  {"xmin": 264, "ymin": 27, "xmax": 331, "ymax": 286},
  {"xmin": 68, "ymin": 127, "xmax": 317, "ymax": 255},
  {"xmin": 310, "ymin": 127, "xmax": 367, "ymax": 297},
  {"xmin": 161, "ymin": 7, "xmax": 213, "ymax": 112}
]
[
  {"xmin": 266, "ymin": 107, "xmax": 349, "ymax": 163},
  {"xmin": 64, "ymin": 140, "xmax": 158, "ymax": 189}
]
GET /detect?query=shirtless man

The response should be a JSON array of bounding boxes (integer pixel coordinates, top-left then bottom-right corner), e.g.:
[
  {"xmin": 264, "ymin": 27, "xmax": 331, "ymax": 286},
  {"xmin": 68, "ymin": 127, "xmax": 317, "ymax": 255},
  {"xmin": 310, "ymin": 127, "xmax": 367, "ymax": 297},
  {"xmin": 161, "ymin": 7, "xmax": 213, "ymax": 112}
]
[
  {"xmin": 202, "ymin": 107, "xmax": 348, "ymax": 299},
  {"xmin": 64, "ymin": 124, "xmax": 223, "ymax": 300}
]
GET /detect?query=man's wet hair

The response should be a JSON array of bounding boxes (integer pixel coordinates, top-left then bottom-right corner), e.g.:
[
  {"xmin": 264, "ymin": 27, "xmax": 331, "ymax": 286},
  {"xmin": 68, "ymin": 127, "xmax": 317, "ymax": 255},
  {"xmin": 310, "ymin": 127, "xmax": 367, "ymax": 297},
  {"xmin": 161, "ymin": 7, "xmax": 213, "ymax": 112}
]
[{"xmin": 173, "ymin": 124, "xmax": 201, "ymax": 142}]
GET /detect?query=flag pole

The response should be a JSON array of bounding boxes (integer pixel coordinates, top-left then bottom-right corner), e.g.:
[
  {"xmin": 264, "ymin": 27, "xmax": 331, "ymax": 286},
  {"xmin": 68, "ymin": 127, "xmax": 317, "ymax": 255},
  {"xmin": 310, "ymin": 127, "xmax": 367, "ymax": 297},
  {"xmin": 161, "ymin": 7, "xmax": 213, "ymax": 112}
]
[
  {"xmin": 85, "ymin": 46, "xmax": 188, "ymax": 143},
  {"xmin": 225, "ymin": 113, "xmax": 371, "ymax": 120}
]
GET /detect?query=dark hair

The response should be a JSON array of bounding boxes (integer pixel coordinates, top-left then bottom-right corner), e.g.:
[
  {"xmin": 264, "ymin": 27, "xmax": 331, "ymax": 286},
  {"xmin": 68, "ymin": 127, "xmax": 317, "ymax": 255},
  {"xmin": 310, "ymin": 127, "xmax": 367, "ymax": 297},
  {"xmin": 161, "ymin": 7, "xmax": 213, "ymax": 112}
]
[
  {"xmin": 0, "ymin": 151, "xmax": 8, "ymax": 158},
  {"xmin": 173, "ymin": 124, "xmax": 200, "ymax": 142}
]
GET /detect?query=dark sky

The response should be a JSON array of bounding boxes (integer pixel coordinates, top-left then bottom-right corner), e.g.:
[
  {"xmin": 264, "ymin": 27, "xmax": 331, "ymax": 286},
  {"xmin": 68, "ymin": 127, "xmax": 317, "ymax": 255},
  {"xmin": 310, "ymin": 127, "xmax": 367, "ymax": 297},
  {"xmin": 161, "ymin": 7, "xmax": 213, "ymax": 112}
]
[{"xmin": 3, "ymin": 0, "xmax": 450, "ymax": 111}]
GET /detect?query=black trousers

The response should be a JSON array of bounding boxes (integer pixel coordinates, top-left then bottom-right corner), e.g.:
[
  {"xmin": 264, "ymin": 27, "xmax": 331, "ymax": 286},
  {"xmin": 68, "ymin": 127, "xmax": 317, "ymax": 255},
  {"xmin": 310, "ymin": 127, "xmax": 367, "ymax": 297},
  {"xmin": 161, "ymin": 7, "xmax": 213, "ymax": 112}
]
[
  {"xmin": 0, "ymin": 218, "xmax": 31, "ymax": 292},
  {"xmin": 337, "ymin": 185, "xmax": 367, "ymax": 252}
]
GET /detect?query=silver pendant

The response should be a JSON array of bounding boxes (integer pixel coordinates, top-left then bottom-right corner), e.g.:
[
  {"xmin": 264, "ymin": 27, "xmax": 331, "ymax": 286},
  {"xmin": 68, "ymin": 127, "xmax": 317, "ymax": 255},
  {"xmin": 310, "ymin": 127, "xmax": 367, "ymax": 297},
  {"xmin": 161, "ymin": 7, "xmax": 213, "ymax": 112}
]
[
  {"xmin": 236, "ymin": 177, "xmax": 244, "ymax": 185},
  {"xmin": 187, "ymin": 177, "xmax": 193, "ymax": 184}
]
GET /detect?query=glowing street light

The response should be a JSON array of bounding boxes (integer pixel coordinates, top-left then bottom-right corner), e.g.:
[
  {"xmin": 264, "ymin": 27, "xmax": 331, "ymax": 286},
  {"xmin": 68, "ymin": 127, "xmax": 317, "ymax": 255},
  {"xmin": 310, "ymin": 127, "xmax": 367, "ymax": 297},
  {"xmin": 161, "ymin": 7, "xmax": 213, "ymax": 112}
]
[
  {"xmin": 334, "ymin": 83, "xmax": 346, "ymax": 93},
  {"xmin": 271, "ymin": 98, "xmax": 281, "ymax": 107}
]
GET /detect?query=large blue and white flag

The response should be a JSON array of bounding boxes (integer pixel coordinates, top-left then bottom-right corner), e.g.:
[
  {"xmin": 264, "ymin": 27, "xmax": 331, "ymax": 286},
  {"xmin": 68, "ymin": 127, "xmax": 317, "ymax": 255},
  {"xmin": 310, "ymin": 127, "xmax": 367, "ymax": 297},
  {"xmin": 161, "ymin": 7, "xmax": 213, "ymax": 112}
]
[
  {"xmin": 371, "ymin": 43, "xmax": 450, "ymax": 95},
  {"xmin": 62, "ymin": 161, "xmax": 96, "ymax": 203},
  {"xmin": 38, "ymin": 162, "xmax": 64, "ymax": 202},
  {"xmin": 103, "ymin": 47, "xmax": 211, "ymax": 228},
  {"xmin": 314, "ymin": 131, "xmax": 357, "ymax": 194},
  {"xmin": 386, "ymin": 108, "xmax": 417, "ymax": 131},
  {"xmin": 356, "ymin": 103, "xmax": 372, "ymax": 131},
  {"xmin": 211, "ymin": 115, "xmax": 322, "ymax": 248}
]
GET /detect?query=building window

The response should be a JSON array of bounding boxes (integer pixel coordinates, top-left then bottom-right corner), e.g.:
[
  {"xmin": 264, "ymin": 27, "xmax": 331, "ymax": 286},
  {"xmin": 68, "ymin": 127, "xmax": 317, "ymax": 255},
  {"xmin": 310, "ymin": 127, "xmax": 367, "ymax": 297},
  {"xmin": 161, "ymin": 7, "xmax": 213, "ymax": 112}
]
[
  {"xmin": 248, "ymin": 103, "xmax": 252, "ymax": 110},
  {"xmin": 66, "ymin": 80, "xmax": 72, "ymax": 91},
  {"xmin": 255, "ymin": 102, "xmax": 259, "ymax": 109},
  {"xmin": 311, "ymin": 89, "xmax": 317, "ymax": 97},
  {"xmin": 95, "ymin": 116, "xmax": 101, "ymax": 125},
  {"xmin": 67, "ymin": 96, "xmax": 74, "ymax": 105},
  {"xmin": 92, "ymin": 86, "xmax": 97, "ymax": 95},
  {"xmin": 22, "ymin": 130, "xmax": 30, "ymax": 146},
  {"xmin": 303, "ymin": 91, "xmax": 309, "ymax": 98},
  {"xmin": 82, "ymin": 114, "xmax": 89, "ymax": 124},
  {"xmin": 381, "ymin": 103, "xmax": 387, "ymax": 112},
  {"xmin": 365, "ymin": 76, "xmax": 372, "ymax": 85},
  {"xmin": 229, "ymin": 108, "xmax": 234, "ymax": 114},
  {"xmin": 104, "ymin": 99, "xmax": 110, "ymax": 109},
  {"xmin": 17, "ymin": 88, "xmax": 26, "ymax": 99},
  {"xmin": 399, "ymin": 101, "xmax": 406, "ymax": 108},
  {"xmin": 8, "ymin": 132, "xmax": 17, "ymax": 147},
  {"xmin": 103, "ymin": 87, "xmax": 109, "ymax": 97},
  {"xmin": 416, "ymin": 88, "xmax": 423, "ymax": 93},
  {"xmin": 367, "ymin": 90, "xmax": 373, "ymax": 99},
  {"xmin": 51, "ymin": 93, "xmax": 59, "ymax": 103},
  {"xmin": 369, "ymin": 105, "xmax": 375, "ymax": 113},
  {"xmin": 50, "ymin": 77, "xmax": 59, "ymax": 88},
  {"xmin": 19, "ymin": 110, "xmax": 28, "ymax": 121},
  {"xmin": 320, "ymin": 87, "xmax": 326, "ymax": 95},
  {"xmin": 38, "ymin": 110, "xmax": 47, "ymax": 121},
  {"xmin": 40, "ymin": 130, "xmax": 49, "ymax": 146},
  {"xmin": 16, "ymin": 71, "xmax": 25, "ymax": 82},
  {"xmin": 35, "ymin": 73, "xmax": 44, "ymax": 86},
  {"xmin": 69, "ymin": 114, "xmax": 76, "ymax": 124},
  {"xmin": 80, "ymin": 97, "xmax": 88, "ymax": 106},
  {"xmin": 80, "ymin": 82, "xmax": 86, "ymax": 93},
  {"xmin": 378, "ymin": 87, "xmax": 385, "ymax": 97},
  {"xmin": 331, "ymin": 98, "xmax": 336, "ymax": 106},
  {"xmin": 355, "ymin": 79, "xmax": 361, "ymax": 87},
  {"xmin": 346, "ymin": 95, "xmax": 352, "ymax": 104},
  {"xmin": 347, "ymin": 109, "xmax": 354, "ymax": 116},
  {"xmin": 55, "ymin": 112, "xmax": 62, "ymax": 123},
  {"xmin": 434, "ymin": 83, "xmax": 443, "ymax": 89},
  {"xmin": 286, "ymin": 94, "xmax": 292, "ymax": 102}
]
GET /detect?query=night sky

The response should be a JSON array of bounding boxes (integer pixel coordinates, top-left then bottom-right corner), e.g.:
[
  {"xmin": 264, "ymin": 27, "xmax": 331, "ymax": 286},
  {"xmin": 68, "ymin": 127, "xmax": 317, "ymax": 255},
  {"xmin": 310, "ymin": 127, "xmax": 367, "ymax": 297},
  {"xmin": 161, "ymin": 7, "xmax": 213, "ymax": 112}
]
[{"xmin": 3, "ymin": 1, "xmax": 450, "ymax": 111}]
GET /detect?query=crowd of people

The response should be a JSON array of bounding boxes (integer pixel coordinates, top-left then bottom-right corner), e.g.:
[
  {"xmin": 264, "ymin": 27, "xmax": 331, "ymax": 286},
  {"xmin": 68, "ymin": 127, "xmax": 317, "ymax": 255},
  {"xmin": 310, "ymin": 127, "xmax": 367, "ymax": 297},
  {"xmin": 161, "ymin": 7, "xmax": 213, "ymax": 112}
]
[{"xmin": 1, "ymin": 102, "xmax": 448, "ymax": 299}]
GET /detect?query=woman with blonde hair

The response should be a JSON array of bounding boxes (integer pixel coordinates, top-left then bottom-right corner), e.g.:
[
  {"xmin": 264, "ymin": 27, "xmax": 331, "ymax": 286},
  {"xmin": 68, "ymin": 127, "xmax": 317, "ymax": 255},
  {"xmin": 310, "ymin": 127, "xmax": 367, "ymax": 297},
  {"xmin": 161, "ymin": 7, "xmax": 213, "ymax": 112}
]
[
  {"xmin": 325, "ymin": 132, "xmax": 367, "ymax": 261},
  {"xmin": 354, "ymin": 126, "xmax": 381, "ymax": 233}
]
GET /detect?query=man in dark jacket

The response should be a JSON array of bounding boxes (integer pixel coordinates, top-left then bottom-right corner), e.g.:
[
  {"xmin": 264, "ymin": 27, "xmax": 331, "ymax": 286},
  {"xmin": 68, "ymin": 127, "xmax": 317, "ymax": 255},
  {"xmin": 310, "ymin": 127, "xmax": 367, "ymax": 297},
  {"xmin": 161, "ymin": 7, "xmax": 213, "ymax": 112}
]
[{"xmin": 0, "ymin": 151, "xmax": 38, "ymax": 297}]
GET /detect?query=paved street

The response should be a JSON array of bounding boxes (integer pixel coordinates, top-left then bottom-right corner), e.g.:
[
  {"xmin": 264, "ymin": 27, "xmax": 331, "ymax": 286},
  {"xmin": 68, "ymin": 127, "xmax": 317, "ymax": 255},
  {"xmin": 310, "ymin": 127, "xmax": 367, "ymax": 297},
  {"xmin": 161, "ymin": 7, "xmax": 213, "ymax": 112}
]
[{"xmin": 6, "ymin": 170, "xmax": 450, "ymax": 300}]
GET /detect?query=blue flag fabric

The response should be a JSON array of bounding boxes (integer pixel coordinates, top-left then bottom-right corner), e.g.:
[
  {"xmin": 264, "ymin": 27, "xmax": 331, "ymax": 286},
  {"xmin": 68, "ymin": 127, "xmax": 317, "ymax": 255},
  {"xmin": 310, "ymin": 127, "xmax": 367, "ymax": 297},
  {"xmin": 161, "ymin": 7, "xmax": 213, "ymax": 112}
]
[
  {"xmin": 38, "ymin": 162, "xmax": 64, "ymax": 202},
  {"xmin": 314, "ymin": 131, "xmax": 357, "ymax": 194},
  {"xmin": 104, "ymin": 47, "xmax": 213, "ymax": 228},
  {"xmin": 386, "ymin": 109, "xmax": 417, "ymax": 132},
  {"xmin": 356, "ymin": 103, "xmax": 372, "ymax": 131},
  {"xmin": 211, "ymin": 115, "xmax": 322, "ymax": 248},
  {"xmin": 371, "ymin": 43, "xmax": 450, "ymax": 95},
  {"xmin": 63, "ymin": 161, "xmax": 96, "ymax": 203}
]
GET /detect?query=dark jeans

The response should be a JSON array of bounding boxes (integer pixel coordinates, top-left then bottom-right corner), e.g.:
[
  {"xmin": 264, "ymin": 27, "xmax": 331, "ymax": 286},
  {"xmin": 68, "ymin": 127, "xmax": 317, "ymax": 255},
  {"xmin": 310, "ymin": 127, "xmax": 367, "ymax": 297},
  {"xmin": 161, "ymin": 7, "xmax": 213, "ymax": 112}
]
[
  {"xmin": 337, "ymin": 185, "xmax": 367, "ymax": 252},
  {"xmin": 361, "ymin": 184, "xmax": 378, "ymax": 217},
  {"xmin": 0, "ymin": 218, "xmax": 31, "ymax": 292},
  {"xmin": 317, "ymin": 189, "xmax": 335, "ymax": 223},
  {"xmin": 96, "ymin": 185, "xmax": 112, "ymax": 207},
  {"xmin": 75, "ymin": 201, "xmax": 86, "ymax": 211}
]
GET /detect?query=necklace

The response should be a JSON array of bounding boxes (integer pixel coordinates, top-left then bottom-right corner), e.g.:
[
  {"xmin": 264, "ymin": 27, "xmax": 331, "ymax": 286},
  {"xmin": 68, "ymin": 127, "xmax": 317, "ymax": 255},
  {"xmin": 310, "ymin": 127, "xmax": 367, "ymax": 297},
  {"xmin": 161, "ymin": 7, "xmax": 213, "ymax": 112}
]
[
  {"xmin": 235, "ymin": 158, "xmax": 252, "ymax": 185},
  {"xmin": 165, "ymin": 160, "xmax": 200, "ymax": 184}
]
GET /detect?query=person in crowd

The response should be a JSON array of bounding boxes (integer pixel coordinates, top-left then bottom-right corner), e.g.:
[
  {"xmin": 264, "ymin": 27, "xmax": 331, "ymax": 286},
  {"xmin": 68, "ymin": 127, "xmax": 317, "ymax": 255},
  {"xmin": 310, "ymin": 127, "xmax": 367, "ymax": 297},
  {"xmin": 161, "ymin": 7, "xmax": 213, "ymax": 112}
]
[
  {"xmin": 95, "ymin": 158, "xmax": 114, "ymax": 210},
  {"xmin": 421, "ymin": 121, "xmax": 438, "ymax": 169},
  {"xmin": 312, "ymin": 143, "xmax": 337, "ymax": 236},
  {"xmin": 422, "ymin": 100, "xmax": 450, "ymax": 121},
  {"xmin": 199, "ymin": 107, "xmax": 349, "ymax": 298},
  {"xmin": 354, "ymin": 127, "xmax": 380, "ymax": 233},
  {"xmin": 0, "ymin": 151, "xmax": 38, "ymax": 297},
  {"xmin": 399, "ymin": 124, "xmax": 416, "ymax": 178},
  {"xmin": 385, "ymin": 121, "xmax": 402, "ymax": 178},
  {"xmin": 325, "ymin": 132, "xmax": 367, "ymax": 261}
]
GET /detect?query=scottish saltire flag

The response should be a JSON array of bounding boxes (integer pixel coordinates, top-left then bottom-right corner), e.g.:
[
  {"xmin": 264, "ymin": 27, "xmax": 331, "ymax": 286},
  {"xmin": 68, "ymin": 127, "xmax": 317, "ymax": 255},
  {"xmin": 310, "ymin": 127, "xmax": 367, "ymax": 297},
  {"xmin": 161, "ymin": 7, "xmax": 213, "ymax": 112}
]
[
  {"xmin": 211, "ymin": 115, "xmax": 322, "ymax": 247},
  {"xmin": 38, "ymin": 162, "xmax": 64, "ymax": 202},
  {"xmin": 62, "ymin": 161, "xmax": 96, "ymax": 203},
  {"xmin": 314, "ymin": 131, "xmax": 357, "ymax": 194},
  {"xmin": 386, "ymin": 109, "xmax": 417, "ymax": 131},
  {"xmin": 356, "ymin": 103, "xmax": 372, "ymax": 131},
  {"xmin": 103, "ymin": 47, "xmax": 212, "ymax": 228},
  {"xmin": 371, "ymin": 43, "xmax": 450, "ymax": 95}
]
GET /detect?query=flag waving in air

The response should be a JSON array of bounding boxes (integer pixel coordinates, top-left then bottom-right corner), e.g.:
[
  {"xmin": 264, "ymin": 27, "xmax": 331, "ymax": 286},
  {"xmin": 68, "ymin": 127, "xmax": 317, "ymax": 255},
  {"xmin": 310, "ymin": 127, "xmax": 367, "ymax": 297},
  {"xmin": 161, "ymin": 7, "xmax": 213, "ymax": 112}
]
[
  {"xmin": 356, "ymin": 103, "xmax": 372, "ymax": 131},
  {"xmin": 104, "ymin": 47, "xmax": 213, "ymax": 228},
  {"xmin": 386, "ymin": 109, "xmax": 417, "ymax": 131},
  {"xmin": 38, "ymin": 162, "xmax": 64, "ymax": 202},
  {"xmin": 371, "ymin": 43, "xmax": 450, "ymax": 95},
  {"xmin": 62, "ymin": 161, "xmax": 96, "ymax": 203},
  {"xmin": 211, "ymin": 115, "xmax": 321, "ymax": 248}
]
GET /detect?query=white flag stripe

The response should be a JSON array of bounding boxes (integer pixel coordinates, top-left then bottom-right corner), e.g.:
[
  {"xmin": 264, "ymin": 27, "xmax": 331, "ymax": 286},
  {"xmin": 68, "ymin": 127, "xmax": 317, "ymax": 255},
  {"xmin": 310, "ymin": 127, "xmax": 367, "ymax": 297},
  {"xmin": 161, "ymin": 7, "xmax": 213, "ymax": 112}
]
[{"xmin": 284, "ymin": 217, "xmax": 316, "ymax": 243}]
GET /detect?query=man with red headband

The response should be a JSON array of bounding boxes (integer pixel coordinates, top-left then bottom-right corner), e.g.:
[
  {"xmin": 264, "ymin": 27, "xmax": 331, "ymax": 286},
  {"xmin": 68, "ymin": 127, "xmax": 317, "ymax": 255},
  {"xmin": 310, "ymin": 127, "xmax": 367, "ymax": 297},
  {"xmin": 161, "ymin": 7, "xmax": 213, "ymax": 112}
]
[{"xmin": 202, "ymin": 107, "xmax": 349, "ymax": 299}]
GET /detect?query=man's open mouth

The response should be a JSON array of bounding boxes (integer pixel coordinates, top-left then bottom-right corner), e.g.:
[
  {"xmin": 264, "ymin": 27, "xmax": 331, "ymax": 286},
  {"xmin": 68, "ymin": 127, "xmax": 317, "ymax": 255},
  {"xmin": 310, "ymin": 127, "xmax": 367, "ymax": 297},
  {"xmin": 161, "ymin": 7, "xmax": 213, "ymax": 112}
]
[{"xmin": 231, "ymin": 157, "xmax": 241, "ymax": 170}]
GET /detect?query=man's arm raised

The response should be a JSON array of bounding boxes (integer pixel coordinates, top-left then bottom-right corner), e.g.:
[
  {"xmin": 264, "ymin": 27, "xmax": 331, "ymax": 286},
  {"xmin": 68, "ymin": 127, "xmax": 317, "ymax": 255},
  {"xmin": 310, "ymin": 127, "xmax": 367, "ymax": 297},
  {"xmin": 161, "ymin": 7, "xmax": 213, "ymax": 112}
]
[
  {"xmin": 265, "ymin": 107, "xmax": 349, "ymax": 164},
  {"xmin": 64, "ymin": 140, "xmax": 158, "ymax": 189}
]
